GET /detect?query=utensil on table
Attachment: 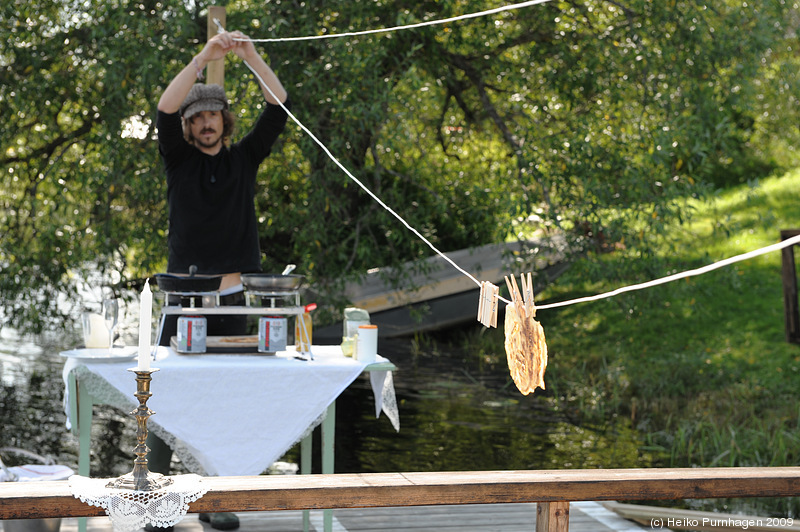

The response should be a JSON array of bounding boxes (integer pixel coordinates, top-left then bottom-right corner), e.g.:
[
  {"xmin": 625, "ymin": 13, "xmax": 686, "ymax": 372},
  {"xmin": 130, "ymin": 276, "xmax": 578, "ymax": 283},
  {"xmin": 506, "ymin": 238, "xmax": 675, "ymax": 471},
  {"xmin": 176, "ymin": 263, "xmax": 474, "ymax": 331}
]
[
  {"xmin": 82, "ymin": 312, "xmax": 108, "ymax": 348},
  {"xmin": 292, "ymin": 303, "xmax": 317, "ymax": 362},
  {"xmin": 152, "ymin": 312, "xmax": 166, "ymax": 360},
  {"xmin": 102, "ymin": 299, "xmax": 119, "ymax": 350}
]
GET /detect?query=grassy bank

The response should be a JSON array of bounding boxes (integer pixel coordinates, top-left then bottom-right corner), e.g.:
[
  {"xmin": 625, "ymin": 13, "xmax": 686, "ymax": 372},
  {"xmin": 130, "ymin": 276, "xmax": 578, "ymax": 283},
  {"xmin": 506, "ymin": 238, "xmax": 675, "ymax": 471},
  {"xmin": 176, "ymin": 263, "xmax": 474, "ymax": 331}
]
[
  {"xmin": 453, "ymin": 168, "xmax": 800, "ymax": 515},
  {"xmin": 545, "ymin": 169, "xmax": 799, "ymax": 454}
]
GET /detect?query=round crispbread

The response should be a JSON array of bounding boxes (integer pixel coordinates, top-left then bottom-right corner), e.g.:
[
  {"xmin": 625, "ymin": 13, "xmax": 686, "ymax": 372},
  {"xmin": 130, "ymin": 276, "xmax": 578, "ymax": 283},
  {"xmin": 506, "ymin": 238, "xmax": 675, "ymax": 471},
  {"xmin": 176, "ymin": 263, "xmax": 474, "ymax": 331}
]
[{"xmin": 504, "ymin": 303, "xmax": 548, "ymax": 395}]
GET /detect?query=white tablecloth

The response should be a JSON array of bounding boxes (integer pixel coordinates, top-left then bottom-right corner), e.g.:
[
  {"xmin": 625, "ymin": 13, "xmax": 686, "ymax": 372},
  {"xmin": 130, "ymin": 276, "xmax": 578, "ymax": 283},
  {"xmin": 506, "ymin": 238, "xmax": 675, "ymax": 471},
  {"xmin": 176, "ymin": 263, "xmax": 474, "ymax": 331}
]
[{"xmin": 62, "ymin": 345, "xmax": 397, "ymax": 476}]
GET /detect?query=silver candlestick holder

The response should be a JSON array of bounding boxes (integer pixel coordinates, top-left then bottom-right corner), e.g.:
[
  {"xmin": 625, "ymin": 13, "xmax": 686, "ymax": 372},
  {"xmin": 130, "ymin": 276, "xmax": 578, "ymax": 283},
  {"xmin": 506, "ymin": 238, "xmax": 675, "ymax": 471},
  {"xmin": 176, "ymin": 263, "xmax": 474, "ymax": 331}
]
[{"xmin": 107, "ymin": 368, "xmax": 174, "ymax": 491}]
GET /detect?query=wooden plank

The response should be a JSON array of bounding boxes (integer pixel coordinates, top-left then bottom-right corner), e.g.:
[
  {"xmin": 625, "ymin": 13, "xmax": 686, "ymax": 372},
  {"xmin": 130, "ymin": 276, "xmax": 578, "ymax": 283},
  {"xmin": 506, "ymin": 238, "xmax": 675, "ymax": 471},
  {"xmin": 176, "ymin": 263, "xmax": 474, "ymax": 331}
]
[
  {"xmin": 57, "ymin": 504, "xmax": 635, "ymax": 532},
  {"xmin": 317, "ymin": 262, "xmax": 570, "ymax": 338},
  {"xmin": 3, "ymin": 468, "xmax": 800, "ymax": 520},
  {"xmin": 536, "ymin": 501, "xmax": 569, "ymax": 532},
  {"xmin": 175, "ymin": 467, "xmax": 800, "ymax": 509},
  {"xmin": 315, "ymin": 238, "xmax": 569, "ymax": 338},
  {"xmin": 344, "ymin": 238, "xmax": 567, "ymax": 314},
  {"xmin": 339, "ymin": 508, "xmax": 535, "ymax": 530},
  {"xmin": 572, "ymin": 501, "xmax": 647, "ymax": 531}
]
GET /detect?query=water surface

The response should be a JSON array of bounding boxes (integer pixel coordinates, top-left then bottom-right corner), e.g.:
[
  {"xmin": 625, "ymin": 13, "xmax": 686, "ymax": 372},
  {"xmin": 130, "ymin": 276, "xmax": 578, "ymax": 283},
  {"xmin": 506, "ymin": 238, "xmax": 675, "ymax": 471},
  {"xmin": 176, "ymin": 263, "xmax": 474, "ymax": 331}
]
[{"xmin": 0, "ymin": 321, "xmax": 659, "ymax": 477}]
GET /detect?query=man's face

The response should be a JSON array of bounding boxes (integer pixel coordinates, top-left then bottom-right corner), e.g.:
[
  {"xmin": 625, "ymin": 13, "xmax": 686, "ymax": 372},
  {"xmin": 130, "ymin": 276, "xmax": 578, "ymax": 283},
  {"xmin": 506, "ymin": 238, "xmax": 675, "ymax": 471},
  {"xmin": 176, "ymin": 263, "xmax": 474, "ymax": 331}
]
[{"xmin": 189, "ymin": 110, "xmax": 224, "ymax": 151}]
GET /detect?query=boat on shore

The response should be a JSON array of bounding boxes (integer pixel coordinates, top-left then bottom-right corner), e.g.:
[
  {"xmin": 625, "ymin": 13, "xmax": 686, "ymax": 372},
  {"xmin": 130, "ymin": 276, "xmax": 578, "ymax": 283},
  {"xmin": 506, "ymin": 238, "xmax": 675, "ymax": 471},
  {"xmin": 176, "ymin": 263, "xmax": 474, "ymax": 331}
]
[{"xmin": 316, "ymin": 237, "xmax": 569, "ymax": 339}]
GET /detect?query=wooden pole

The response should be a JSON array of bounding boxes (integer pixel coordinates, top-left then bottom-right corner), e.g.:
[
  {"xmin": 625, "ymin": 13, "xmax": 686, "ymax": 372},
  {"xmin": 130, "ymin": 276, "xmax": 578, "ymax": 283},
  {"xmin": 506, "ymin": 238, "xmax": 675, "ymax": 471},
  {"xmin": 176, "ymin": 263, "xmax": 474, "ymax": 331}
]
[
  {"xmin": 781, "ymin": 229, "xmax": 800, "ymax": 344},
  {"xmin": 536, "ymin": 502, "xmax": 570, "ymax": 532},
  {"xmin": 207, "ymin": 6, "xmax": 226, "ymax": 87}
]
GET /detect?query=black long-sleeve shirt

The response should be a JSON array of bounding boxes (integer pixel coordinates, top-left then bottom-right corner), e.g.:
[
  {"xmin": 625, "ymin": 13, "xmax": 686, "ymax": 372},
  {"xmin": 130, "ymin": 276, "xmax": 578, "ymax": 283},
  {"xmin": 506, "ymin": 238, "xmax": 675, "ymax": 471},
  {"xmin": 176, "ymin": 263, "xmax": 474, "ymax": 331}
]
[{"xmin": 157, "ymin": 100, "xmax": 289, "ymax": 275}]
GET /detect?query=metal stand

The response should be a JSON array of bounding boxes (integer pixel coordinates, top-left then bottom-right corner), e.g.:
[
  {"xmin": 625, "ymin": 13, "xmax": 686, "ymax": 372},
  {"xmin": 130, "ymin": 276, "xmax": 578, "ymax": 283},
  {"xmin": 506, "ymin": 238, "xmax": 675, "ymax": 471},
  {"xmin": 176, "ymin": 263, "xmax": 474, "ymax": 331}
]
[
  {"xmin": 106, "ymin": 368, "xmax": 173, "ymax": 491},
  {"xmin": 246, "ymin": 289, "xmax": 301, "ymax": 308}
]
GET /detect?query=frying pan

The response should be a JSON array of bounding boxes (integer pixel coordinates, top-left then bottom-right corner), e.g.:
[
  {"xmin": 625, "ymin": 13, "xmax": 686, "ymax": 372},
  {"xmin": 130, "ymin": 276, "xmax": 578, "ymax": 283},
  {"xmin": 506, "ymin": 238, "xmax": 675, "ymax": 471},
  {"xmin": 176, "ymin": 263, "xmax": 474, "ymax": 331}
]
[
  {"xmin": 241, "ymin": 273, "xmax": 305, "ymax": 291},
  {"xmin": 153, "ymin": 266, "xmax": 223, "ymax": 293}
]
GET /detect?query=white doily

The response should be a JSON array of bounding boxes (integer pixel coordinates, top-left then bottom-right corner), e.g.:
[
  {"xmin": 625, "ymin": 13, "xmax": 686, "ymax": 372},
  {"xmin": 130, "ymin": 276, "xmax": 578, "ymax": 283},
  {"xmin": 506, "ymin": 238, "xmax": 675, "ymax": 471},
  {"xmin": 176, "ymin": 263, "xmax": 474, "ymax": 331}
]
[
  {"xmin": 69, "ymin": 474, "xmax": 208, "ymax": 532},
  {"xmin": 370, "ymin": 370, "xmax": 400, "ymax": 431}
]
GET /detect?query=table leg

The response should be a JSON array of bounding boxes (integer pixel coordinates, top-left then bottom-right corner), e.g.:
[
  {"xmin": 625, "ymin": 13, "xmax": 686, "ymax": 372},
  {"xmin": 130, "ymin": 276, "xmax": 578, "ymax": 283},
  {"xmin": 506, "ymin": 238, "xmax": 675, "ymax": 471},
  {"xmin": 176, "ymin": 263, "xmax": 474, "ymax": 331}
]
[
  {"xmin": 300, "ymin": 433, "xmax": 312, "ymax": 475},
  {"xmin": 321, "ymin": 401, "xmax": 336, "ymax": 532},
  {"xmin": 69, "ymin": 374, "xmax": 94, "ymax": 532},
  {"xmin": 321, "ymin": 401, "xmax": 335, "ymax": 474},
  {"xmin": 67, "ymin": 372, "xmax": 79, "ymax": 438},
  {"xmin": 301, "ymin": 434, "xmax": 311, "ymax": 532},
  {"xmin": 76, "ymin": 378, "xmax": 94, "ymax": 477},
  {"xmin": 299, "ymin": 400, "xmax": 336, "ymax": 532}
]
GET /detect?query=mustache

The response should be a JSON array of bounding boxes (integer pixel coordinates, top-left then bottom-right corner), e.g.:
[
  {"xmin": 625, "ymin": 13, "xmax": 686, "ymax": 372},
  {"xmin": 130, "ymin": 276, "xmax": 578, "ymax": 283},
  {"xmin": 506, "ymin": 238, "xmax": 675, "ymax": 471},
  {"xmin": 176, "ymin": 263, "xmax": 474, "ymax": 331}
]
[{"xmin": 200, "ymin": 127, "xmax": 217, "ymax": 135}]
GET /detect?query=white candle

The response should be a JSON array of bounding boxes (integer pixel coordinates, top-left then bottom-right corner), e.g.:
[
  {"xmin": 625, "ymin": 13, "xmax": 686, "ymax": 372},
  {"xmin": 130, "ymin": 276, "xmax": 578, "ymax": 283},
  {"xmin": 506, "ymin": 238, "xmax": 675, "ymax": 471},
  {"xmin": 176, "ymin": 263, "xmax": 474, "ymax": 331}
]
[{"xmin": 138, "ymin": 279, "xmax": 153, "ymax": 371}]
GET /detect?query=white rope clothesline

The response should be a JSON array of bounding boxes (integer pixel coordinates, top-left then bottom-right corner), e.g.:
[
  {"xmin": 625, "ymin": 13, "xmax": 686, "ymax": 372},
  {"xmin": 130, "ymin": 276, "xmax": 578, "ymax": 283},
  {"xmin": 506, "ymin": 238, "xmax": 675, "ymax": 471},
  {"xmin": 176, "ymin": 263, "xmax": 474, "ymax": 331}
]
[
  {"xmin": 212, "ymin": 19, "xmax": 486, "ymax": 293},
  {"xmin": 247, "ymin": 54, "xmax": 800, "ymax": 312},
  {"xmin": 242, "ymin": 60, "xmax": 485, "ymax": 291},
  {"xmin": 219, "ymin": 21, "xmax": 800, "ymax": 316},
  {"xmin": 235, "ymin": 0, "xmax": 554, "ymax": 43},
  {"xmin": 537, "ymin": 233, "xmax": 800, "ymax": 310}
]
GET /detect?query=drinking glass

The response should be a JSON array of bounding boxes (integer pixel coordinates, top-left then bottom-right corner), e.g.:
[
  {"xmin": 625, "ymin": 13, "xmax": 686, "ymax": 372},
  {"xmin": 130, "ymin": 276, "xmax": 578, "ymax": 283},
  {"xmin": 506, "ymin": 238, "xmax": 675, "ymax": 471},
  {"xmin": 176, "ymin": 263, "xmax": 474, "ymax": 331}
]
[{"xmin": 102, "ymin": 298, "xmax": 119, "ymax": 351}]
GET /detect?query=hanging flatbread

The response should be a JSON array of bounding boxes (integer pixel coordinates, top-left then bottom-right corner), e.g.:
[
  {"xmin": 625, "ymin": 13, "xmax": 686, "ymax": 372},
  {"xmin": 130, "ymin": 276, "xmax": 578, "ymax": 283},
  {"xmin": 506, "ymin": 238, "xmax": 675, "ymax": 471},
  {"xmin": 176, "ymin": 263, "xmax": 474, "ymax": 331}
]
[{"xmin": 504, "ymin": 274, "xmax": 548, "ymax": 395}]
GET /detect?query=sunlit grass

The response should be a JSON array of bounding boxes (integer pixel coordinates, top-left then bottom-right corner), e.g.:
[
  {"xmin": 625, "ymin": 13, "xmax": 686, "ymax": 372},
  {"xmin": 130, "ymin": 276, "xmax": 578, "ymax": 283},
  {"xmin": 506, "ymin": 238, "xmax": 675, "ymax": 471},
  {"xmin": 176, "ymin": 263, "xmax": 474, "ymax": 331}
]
[
  {"xmin": 471, "ymin": 168, "xmax": 800, "ymax": 516},
  {"xmin": 561, "ymin": 169, "xmax": 798, "ymax": 514}
]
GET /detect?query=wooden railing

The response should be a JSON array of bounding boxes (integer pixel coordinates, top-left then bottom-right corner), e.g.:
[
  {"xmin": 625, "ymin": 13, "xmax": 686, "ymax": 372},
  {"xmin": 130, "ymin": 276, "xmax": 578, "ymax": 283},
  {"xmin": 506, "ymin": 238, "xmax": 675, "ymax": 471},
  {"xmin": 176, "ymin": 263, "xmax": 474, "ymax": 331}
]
[{"xmin": 2, "ymin": 467, "xmax": 800, "ymax": 531}]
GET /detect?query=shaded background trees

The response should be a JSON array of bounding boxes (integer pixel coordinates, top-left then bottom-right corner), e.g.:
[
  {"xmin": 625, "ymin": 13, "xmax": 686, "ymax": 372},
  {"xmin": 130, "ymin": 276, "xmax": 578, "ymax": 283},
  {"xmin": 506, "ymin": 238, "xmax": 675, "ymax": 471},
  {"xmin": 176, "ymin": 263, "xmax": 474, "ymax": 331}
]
[{"xmin": 2, "ymin": 0, "xmax": 798, "ymax": 332}]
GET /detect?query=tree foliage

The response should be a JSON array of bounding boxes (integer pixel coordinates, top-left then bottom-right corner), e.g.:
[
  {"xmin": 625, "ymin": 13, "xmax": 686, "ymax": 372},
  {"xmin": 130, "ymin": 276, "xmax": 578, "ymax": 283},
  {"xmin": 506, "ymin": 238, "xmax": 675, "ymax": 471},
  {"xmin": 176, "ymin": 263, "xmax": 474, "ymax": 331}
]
[{"xmin": 2, "ymin": 0, "xmax": 798, "ymax": 332}]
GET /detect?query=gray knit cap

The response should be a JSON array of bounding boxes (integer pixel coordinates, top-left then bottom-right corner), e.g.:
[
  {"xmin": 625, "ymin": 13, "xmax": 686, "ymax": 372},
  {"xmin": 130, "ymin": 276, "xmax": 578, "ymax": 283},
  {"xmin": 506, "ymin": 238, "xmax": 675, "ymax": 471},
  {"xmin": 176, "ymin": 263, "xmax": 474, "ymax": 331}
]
[{"xmin": 180, "ymin": 83, "xmax": 229, "ymax": 119}]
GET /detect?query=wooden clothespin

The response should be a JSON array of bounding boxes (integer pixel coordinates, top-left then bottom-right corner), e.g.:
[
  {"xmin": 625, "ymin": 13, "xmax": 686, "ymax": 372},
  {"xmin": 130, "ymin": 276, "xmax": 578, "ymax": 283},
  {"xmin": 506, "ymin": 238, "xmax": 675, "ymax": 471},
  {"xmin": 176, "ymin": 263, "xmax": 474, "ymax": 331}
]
[
  {"xmin": 505, "ymin": 274, "xmax": 522, "ymax": 313},
  {"xmin": 505, "ymin": 273, "xmax": 537, "ymax": 319},
  {"xmin": 520, "ymin": 272, "xmax": 536, "ymax": 318},
  {"xmin": 477, "ymin": 281, "xmax": 500, "ymax": 328}
]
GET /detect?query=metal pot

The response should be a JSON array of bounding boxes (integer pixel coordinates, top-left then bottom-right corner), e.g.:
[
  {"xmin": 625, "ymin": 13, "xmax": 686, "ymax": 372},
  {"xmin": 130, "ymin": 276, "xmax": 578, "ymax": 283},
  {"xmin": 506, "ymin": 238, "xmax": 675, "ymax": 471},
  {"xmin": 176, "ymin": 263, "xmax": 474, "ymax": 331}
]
[
  {"xmin": 241, "ymin": 273, "xmax": 305, "ymax": 292},
  {"xmin": 153, "ymin": 270, "xmax": 223, "ymax": 293}
]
